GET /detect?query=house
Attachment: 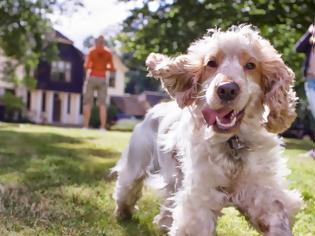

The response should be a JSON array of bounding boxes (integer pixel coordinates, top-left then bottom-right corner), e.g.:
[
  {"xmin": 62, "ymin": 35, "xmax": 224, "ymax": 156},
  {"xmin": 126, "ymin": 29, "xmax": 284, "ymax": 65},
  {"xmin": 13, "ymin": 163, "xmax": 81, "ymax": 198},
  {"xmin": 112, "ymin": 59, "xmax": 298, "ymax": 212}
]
[
  {"xmin": 111, "ymin": 90, "xmax": 169, "ymax": 119},
  {"xmin": 138, "ymin": 90, "xmax": 170, "ymax": 107},
  {"xmin": 27, "ymin": 31, "xmax": 85, "ymax": 124},
  {"xmin": 0, "ymin": 31, "xmax": 128, "ymax": 125},
  {"xmin": 110, "ymin": 94, "xmax": 147, "ymax": 118}
]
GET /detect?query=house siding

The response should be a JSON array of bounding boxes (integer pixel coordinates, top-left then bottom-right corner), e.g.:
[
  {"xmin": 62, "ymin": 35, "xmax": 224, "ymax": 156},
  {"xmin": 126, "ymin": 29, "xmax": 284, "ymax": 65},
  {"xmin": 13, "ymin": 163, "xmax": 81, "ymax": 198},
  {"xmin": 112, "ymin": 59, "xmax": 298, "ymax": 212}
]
[
  {"xmin": 36, "ymin": 43, "xmax": 85, "ymax": 93},
  {"xmin": 28, "ymin": 89, "xmax": 83, "ymax": 125},
  {"xmin": 107, "ymin": 69, "xmax": 125, "ymax": 98},
  {"xmin": 60, "ymin": 92, "xmax": 83, "ymax": 124}
]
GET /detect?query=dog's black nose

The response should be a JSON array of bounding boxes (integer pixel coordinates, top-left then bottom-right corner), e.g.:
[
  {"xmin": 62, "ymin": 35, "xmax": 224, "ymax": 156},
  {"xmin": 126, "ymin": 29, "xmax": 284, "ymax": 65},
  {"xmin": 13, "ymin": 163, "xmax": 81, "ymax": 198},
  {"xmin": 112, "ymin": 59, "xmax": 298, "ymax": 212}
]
[{"xmin": 217, "ymin": 82, "xmax": 240, "ymax": 101}]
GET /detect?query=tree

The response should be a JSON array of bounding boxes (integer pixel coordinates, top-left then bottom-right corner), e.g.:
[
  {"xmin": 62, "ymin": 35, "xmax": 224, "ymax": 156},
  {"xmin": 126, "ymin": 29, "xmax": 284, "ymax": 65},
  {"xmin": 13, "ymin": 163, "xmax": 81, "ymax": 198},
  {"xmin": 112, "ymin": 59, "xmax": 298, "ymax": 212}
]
[
  {"xmin": 118, "ymin": 0, "xmax": 315, "ymax": 128},
  {"xmin": 118, "ymin": 0, "xmax": 314, "ymax": 90},
  {"xmin": 0, "ymin": 0, "xmax": 83, "ymax": 86}
]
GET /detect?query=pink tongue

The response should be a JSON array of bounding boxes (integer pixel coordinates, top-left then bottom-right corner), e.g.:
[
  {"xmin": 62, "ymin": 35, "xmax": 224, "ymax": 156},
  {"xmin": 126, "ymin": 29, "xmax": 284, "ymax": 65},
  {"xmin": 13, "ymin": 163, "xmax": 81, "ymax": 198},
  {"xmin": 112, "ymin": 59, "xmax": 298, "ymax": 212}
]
[{"xmin": 201, "ymin": 107, "xmax": 232, "ymax": 126}]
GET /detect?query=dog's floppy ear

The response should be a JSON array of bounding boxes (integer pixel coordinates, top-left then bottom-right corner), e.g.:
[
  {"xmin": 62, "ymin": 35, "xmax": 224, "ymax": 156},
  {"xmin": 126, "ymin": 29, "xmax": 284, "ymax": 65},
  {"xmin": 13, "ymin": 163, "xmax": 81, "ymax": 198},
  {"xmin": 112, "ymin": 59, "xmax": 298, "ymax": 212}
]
[
  {"xmin": 260, "ymin": 44, "xmax": 297, "ymax": 133},
  {"xmin": 146, "ymin": 53, "xmax": 200, "ymax": 108}
]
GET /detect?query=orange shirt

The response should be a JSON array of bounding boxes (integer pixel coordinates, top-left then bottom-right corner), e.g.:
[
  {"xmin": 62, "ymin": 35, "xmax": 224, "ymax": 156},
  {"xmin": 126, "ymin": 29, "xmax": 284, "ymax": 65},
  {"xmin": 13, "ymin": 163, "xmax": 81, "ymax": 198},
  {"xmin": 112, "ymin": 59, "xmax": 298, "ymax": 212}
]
[{"xmin": 84, "ymin": 47, "xmax": 115, "ymax": 78}]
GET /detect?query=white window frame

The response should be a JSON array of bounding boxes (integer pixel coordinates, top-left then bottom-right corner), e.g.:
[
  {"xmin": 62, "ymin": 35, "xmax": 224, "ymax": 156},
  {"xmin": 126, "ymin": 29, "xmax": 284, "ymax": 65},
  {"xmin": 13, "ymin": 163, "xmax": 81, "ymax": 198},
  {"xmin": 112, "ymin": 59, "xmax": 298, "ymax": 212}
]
[
  {"xmin": 108, "ymin": 72, "xmax": 116, "ymax": 88},
  {"xmin": 51, "ymin": 61, "xmax": 72, "ymax": 83}
]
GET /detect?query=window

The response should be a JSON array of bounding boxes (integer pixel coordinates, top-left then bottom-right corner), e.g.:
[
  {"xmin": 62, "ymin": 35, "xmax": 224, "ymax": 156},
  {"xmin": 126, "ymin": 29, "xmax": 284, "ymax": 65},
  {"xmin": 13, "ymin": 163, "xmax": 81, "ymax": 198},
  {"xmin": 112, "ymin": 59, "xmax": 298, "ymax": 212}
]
[
  {"xmin": 51, "ymin": 61, "xmax": 72, "ymax": 82},
  {"xmin": 108, "ymin": 72, "xmax": 116, "ymax": 88},
  {"xmin": 26, "ymin": 91, "xmax": 31, "ymax": 110},
  {"xmin": 67, "ymin": 94, "xmax": 71, "ymax": 114},
  {"xmin": 42, "ymin": 92, "xmax": 46, "ymax": 112},
  {"xmin": 79, "ymin": 95, "xmax": 83, "ymax": 114}
]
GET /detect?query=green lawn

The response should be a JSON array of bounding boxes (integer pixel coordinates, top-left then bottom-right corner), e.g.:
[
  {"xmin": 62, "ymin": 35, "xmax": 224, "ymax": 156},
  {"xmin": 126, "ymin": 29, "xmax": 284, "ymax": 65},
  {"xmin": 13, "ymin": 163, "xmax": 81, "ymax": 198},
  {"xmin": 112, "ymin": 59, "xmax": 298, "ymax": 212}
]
[{"xmin": 0, "ymin": 123, "xmax": 314, "ymax": 236}]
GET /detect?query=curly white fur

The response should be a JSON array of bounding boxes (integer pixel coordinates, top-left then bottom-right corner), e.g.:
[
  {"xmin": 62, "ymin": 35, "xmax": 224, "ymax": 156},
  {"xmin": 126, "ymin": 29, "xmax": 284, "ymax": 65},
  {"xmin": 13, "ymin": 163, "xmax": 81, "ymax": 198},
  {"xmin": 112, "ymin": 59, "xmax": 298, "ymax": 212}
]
[{"xmin": 113, "ymin": 25, "xmax": 302, "ymax": 236}]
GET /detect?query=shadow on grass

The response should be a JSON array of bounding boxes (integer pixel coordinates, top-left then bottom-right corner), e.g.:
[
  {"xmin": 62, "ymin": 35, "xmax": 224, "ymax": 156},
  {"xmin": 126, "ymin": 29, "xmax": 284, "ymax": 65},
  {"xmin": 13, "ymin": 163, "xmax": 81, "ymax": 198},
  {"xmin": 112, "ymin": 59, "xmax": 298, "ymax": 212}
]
[
  {"xmin": 118, "ymin": 218, "xmax": 163, "ymax": 236},
  {"xmin": 0, "ymin": 129, "xmax": 118, "ymax": 188},
  {"xmin": 0, "ymin": 128, "xmax": 160, "ymax": 235},
  {"xmin": 0, "ymin": 182, "xmax": 161, "ymax": 236},
  {"xmin": 284, "ymin": 138, "xmax": 314, "ymax": 151}
]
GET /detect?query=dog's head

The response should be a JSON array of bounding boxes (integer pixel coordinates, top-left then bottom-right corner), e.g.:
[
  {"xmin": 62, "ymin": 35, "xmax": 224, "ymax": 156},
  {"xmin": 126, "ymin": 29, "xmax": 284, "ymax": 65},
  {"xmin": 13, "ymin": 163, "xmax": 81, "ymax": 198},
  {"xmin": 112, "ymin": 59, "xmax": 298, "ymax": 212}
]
[{"xmin": 146, "ymin": 25, "xmax": 297, "ymax": 134}]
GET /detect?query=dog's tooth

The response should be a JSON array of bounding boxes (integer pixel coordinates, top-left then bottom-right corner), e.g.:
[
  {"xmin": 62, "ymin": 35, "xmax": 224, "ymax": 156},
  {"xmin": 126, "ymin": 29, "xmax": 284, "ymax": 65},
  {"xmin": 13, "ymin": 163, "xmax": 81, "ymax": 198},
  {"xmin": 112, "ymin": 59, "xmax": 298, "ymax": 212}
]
[
  {"xmin": 216, "ymin": 117, "xmax": 226, "ymax": 128},
  {"xmin": 225, "ymin": 117, "xmax": 236, "ymax": 128},
  {"xmin": 230, "ymin": 116, "xmax": 236, "ymax": 126},
  {"xmin": 216, "ymin": 116, "xmax": 237, "ymax": 129},
  {"xmin": 216, "ymin": 116, "xmax": 222, "ymax": 126}
]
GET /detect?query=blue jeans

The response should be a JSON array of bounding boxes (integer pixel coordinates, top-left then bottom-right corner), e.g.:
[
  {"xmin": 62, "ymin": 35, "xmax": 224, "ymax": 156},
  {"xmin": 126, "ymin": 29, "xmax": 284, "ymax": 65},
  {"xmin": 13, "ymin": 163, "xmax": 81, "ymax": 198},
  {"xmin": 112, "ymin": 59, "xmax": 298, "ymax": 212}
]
[{"xmin": 305, "ymin": 78, "xmax": 315, "ymax": 119}]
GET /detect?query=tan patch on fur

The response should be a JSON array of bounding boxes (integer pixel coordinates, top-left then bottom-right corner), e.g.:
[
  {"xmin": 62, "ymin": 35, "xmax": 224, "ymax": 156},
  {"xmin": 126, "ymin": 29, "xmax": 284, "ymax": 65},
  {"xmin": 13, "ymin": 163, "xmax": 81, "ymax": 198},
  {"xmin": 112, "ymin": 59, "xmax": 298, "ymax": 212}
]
[
  {"xmin": 261, "ymin": 59, "xmax": 297, "ymax": 133},
  {"xmin": 238, "ymin": 51, "xmax": 263, "ymax": 87},
  {"xmin": 200, "ymin": 49, "xmax": 225, "ymax": 82},
  {"xmin": 146, "ymin": 53, "xmax": 202, "ymax": 108}
]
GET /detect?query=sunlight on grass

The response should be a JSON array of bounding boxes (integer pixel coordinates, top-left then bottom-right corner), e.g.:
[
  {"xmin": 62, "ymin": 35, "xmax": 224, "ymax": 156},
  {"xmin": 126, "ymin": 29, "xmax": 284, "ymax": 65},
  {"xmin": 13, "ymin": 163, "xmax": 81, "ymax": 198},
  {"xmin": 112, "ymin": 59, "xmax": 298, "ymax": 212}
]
[
  {"xmin": 0, "ymin": 123, "xmax": 314, "ymax": 235},
  {"xmin": 217, "ymin": 208, "xmax": 259, "ymax": 236}
]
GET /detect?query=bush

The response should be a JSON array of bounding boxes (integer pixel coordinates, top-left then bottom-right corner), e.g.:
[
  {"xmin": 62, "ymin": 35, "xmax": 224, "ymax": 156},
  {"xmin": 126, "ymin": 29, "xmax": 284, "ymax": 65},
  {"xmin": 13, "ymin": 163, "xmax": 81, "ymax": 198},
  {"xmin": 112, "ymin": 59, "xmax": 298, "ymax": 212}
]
[
  {"xmin": 89, "ymin": 106, "xmax": 100, "ymax": 128},
  {"xmin": 0, "ymin": 93, "xmax": 25, "ymax": 122},
  {"xmin": 89, "ymin": 104, "xmax": 118, "ymax": 128}
]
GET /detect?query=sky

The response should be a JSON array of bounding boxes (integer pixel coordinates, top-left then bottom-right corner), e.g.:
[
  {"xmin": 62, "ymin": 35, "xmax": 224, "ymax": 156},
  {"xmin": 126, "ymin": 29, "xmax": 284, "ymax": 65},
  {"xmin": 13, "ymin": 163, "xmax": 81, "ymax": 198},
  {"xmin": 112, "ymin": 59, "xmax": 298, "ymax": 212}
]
[{"xmin": 50, "ymin": 0, "xmax": 139, "ymax": 51}]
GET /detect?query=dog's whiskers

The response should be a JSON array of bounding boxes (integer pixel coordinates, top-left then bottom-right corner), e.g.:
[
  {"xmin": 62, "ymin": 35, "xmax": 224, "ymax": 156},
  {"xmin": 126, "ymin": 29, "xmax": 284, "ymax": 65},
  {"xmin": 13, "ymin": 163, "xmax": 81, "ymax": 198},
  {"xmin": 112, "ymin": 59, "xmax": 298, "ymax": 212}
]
[{"xmin": 192, "ymin": 94, "xmax": 206, "ymax": 99}]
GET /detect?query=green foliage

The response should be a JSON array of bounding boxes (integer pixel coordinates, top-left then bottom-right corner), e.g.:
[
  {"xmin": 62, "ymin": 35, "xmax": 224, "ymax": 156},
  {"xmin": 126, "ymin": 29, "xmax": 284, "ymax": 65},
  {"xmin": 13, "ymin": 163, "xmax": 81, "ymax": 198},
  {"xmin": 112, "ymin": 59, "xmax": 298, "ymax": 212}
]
[
  {"xmin": 89, "ymin": 105, "xmax": 100, "ymax": 128},
  {"xmin": 0, "ymin": 93, "xmax": 24, "ymax": 113},
  {"xmin": 83, "ymin": 35, "xmax": 95, "ymax": 49},
  {"xmin": 0, "ymin": 0, "xmax": 82, "ymax": 86},
  {"xmin": 107, "ymin": 103, "xmax": 119, "ymax": 125},
  {"xmin": 125, "ymin": 70, "xmax": 161, "ymax": 94},
  {"xmin": 89, "ymin": 104, "xmax": 119, "ymax": 128},
  {"xmin": 0, "ymin": 92, "xmax": 25, "ymax": 121}
]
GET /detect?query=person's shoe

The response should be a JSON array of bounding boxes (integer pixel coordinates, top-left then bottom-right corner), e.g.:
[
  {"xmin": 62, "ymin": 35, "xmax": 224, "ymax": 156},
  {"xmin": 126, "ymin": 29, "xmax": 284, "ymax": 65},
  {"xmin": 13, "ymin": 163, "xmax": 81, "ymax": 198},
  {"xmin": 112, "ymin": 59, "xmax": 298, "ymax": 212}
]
[{"xmin": 99, "ymin": 128, "xmax": 107, "ymax": 132}]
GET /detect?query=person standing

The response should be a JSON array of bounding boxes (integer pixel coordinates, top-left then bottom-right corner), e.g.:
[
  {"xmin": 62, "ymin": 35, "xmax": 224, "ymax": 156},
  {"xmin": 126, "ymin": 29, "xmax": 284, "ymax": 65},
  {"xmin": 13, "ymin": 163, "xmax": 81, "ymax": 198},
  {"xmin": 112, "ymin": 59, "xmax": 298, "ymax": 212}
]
[
  {"xmin": 295, "ymin": 24, "xmax": 315, "ymax": 157},
  {"xmin": 83, "ymin": 35, "xmax": 116, "ymax": 130}
]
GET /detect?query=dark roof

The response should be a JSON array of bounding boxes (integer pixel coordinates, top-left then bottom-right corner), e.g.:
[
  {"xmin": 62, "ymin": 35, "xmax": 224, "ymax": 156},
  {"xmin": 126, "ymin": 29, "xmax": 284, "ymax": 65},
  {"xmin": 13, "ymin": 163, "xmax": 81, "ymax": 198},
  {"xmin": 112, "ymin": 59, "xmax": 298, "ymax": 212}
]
[
  {"xmin": 55, "ymin": 31, "xmax": 74, "ymax": 45},
  {"xmin": 142, "ymin": 90, "xmax": 169, "ymax": 107},
  {"xmin": 111, "ymin": 95, "xmax": 147, "ymax": 116},
  {"xmin": 111, "ymin": 91, "xmax": 170, "ymax": 116}
]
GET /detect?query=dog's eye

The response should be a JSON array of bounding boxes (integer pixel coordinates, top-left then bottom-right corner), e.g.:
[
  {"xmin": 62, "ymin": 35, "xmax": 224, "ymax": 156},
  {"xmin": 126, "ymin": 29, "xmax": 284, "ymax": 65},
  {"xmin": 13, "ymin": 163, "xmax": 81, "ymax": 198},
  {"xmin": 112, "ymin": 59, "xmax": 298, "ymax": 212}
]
[
  {"xmin": 245, "ymin": 62, "xmax": 256, "ymax": 70},
  {"xmin": 207, "ymin": 60, "xmax": 218, "ymax": 68}
]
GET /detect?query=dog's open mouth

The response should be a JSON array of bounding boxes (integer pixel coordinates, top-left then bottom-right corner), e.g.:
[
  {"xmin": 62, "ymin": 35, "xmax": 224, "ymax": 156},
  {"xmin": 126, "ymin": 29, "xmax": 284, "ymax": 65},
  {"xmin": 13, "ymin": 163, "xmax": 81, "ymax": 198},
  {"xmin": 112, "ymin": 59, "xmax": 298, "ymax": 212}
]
[{"xmin": 202, "ymin": 107, "xmax": 245, "ymax": 132}]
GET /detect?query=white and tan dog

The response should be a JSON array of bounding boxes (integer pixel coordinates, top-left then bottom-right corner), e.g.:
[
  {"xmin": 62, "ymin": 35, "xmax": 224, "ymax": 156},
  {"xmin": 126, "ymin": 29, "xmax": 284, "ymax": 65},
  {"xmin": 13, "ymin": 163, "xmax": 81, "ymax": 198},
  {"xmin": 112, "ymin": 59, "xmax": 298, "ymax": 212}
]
[{"xmin": 113, "ymin": 25, "xmax": 302, "ymax": 236}]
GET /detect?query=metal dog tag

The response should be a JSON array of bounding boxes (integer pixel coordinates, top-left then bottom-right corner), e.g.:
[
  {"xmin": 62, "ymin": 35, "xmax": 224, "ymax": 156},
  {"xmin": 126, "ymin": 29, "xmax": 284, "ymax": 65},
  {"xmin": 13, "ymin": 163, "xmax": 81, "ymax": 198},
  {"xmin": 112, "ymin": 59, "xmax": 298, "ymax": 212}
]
[{"xmin": 227, "ymin": 136, "xmax": 247, "ymax": 160}]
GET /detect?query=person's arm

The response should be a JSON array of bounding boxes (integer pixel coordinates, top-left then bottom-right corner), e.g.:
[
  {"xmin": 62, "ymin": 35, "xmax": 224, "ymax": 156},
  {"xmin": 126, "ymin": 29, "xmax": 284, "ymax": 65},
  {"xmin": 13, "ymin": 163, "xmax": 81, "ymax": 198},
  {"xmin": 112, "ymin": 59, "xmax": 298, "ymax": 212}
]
[
  {"xmin": 295, "ymin": 25, "xmax": 313, "ymax": 53},
  {"xmin": 84, "ymin": 50, "xmax": 93, "ymax": 76},
  {"xmin": 107, "ymin": 53, "xmax": 116, "ymax": 72}
]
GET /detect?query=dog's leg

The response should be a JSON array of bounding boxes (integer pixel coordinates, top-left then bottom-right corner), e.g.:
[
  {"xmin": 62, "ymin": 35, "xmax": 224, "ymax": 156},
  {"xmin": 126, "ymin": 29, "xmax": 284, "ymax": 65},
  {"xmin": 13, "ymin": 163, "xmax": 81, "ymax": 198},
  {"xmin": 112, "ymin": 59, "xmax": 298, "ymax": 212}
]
[
  {"xmin": 169, "ymin": 181, "xmax": 226, "ymax": 236},
  {"xmin": 114, "ymin": 173, "xmax": 145, "ymax": 220},
  {"xmin": 153, "ymin": 151, "xmax": 182, "ymax": 232},
  {"xmin": 169, "ymin": 188, "xmax": 225, "ymax": 236},
  {"xmin": 232, "ymin": 183, "xmax": 302, "ymax": 236},
  {"xmin": 113, "ymin": 122, "xmax": 155, "ymax": 220},
  {"xmin": 153, "ymin": 183, "xmax": 176, "ymax": 232}
]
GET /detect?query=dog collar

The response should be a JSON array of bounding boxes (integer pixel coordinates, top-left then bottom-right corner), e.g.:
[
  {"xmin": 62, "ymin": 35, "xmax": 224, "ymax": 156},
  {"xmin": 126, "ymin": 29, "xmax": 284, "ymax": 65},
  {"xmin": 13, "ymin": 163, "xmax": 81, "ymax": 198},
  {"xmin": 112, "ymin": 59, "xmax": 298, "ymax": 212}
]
[{"xmin": 227, "ymin": 135, "xmax": 248, "ymax": 160}]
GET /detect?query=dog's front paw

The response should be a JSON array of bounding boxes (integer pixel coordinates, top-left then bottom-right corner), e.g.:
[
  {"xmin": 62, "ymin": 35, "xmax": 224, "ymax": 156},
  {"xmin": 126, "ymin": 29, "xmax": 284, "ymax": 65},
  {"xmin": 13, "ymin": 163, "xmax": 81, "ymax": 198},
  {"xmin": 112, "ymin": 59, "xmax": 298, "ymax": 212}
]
[
  {"xmin": 153, "ymin": 212, "xmax": 173, "ymax": 232},
  {"xmin": 115, "ymin": 203, "xmax": 136, "ymax": 220}
]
